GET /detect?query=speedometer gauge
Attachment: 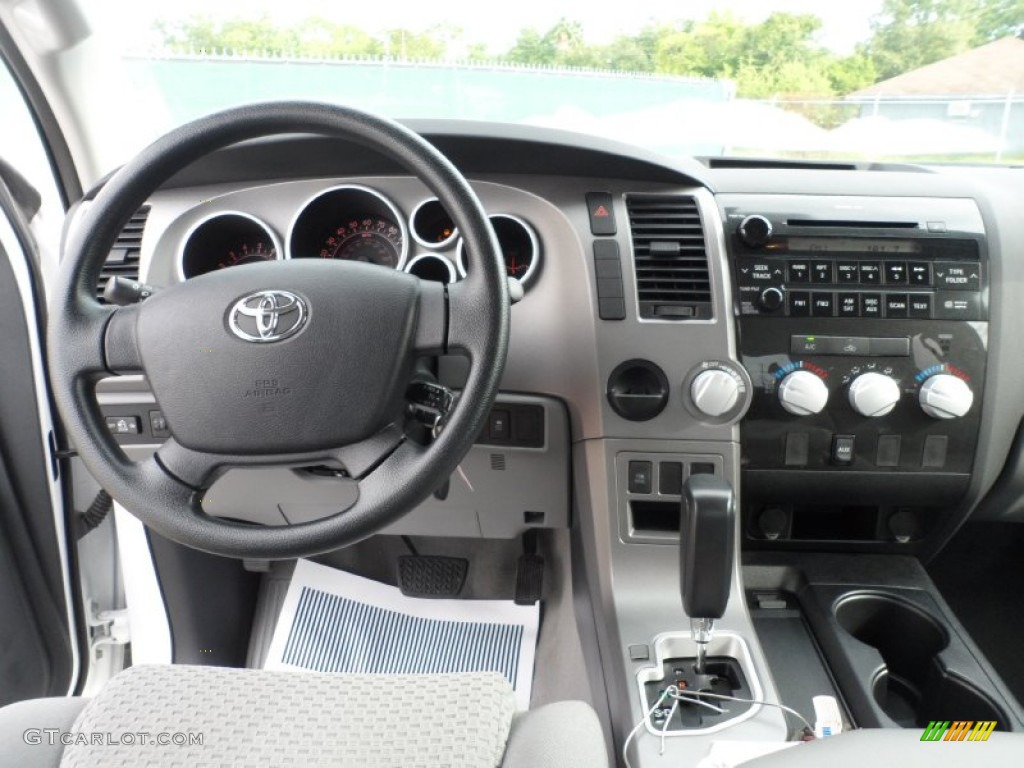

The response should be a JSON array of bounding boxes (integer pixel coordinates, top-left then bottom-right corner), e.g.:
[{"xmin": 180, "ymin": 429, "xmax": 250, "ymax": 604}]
[
  {"xmin": 289, "ymin": 185, "xmax": 409, "ymax": 270},
  {"xmin": 321, "ymin": 216, "xmax": 403, "ymax": 268}
]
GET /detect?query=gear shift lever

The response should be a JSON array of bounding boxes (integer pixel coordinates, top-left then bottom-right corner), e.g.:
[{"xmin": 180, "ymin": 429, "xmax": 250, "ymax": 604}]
[{"xmin": 680, "ymin": 474, "xmax": 736, "ymax": 674}]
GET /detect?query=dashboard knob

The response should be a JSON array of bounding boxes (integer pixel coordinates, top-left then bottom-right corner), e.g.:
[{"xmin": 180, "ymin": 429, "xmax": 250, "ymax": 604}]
[
  {"xmin": 758, "ymin": 287, "xmax": 784, "ymax": 312},
  {"xmin": 738, "ymin": 215, "xmax": 773, "ymax": 248},
  {"xmin": 919, "ymin": 374, "xmax": 973, "ymax": 419},
  {"xmin": 778, "ymin": 370, "xmax": 829, "ymax": 416},
  {"xmin": 848, "ymin": 372, "xmax": 901, "ymax": 417},
  {"xmin": 691, "ymin": 369, "xmax": 741, "ymax": 417}
]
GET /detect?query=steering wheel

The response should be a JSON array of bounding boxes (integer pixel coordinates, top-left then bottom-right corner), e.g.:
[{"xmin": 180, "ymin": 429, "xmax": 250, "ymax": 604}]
[{"xmin": 47, "ymin": 103, "xmax": 509, "ymax": 559}]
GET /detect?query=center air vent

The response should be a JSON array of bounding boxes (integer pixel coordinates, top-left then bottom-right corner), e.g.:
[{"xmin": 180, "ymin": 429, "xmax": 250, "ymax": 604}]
[
  {"xmin": 627, "ymin": 195, "xmax": 712, "ymax": 320},
  {"xmin": 97, "ymin": 205, "xmax": 149, "ymax": 303}
]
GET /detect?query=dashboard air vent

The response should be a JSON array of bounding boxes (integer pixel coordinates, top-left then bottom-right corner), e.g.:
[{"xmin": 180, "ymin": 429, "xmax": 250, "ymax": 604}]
[
  {"xmin": 626, "ymin": 195, "xmax": 712, "ymax": 320},
  {"xmin": 97, "ymin": 205, "xmax": 150, "ymax": 303}
]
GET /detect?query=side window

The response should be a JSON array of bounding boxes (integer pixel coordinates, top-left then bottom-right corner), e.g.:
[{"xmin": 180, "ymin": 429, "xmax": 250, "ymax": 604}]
[{"xmin": 0, "ymin": 61, "xmax": 66, "ymax": 283}]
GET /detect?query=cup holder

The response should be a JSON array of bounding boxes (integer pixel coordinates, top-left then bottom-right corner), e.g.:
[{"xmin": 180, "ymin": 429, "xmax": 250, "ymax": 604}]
[{"xmin": 835, "ymin": 593, "xmax": 1006, "ymax": 728}]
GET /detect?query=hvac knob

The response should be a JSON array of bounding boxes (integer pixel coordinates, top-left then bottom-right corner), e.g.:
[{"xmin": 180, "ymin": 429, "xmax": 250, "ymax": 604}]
[
  {"xmin": 778, "ymin": 370, "xmax": 829, "ymax": 416},
  {"xmin": 919, "ymin": 374, "xmax": 974, "ymax": 419},
  {"xmin": 691, "ymin": 369, "xmax": 741, "ymax": 417},
  {"xmin": 848, "ymin": 372, "xmax": 901, "ymax": 417}
]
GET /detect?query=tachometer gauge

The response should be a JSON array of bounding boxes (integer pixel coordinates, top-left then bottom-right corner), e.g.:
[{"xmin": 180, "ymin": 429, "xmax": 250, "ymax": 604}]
[
  {"xmin": 321, "ymin": 216, "xmax": 403, "ymax": 268},
  {"xmin": 289, "ymin": 185, "xmax": 409, "ymax": 270},
  {"xmin": 179, "ymin": 212, "xmax": 280, "ymax": 279}
]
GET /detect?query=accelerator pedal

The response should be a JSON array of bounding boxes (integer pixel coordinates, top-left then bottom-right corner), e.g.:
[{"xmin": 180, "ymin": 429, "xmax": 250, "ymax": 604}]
[{"xmin": 397, "ymin": 555, "xmax": 468, "ymax": 598}]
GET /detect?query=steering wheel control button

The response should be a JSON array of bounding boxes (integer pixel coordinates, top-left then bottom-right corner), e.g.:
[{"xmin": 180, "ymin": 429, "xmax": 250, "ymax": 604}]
[
  {"xmin": 628, "ymin": 461, "xmax": 653, "ymax": 494},
  {"xmin": 228, "ymin": 290, "xmax": 307, "ymax": 343},
  {"xmin": 148, "ymin": 411, "xmax": 170, "ymax": 437},
  {"xmin": 586, "ymin": 192, "xmax": 617, "ymax": 236},
  {"xmin": 106, "ymin": 416, "xmax": 140, "ymax": 435},
  {"xmin": 831, "ymin": 435, "xmax": 855, "ymax": 465}
]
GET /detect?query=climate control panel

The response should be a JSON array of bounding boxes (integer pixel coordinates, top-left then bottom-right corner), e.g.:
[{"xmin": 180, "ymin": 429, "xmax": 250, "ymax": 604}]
[{"xmin": 739, "ymin": 319, "xmax": 985, "ymax": 475}]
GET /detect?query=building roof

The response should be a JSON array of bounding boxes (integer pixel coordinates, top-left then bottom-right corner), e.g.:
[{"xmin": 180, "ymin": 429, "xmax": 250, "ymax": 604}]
[{"xmin": 849, "ymin": 35, "xmax": 1024, "ymax": 99}]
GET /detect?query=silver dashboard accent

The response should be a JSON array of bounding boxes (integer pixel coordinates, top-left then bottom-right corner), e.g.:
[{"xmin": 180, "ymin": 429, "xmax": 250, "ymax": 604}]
[{"xmin": 177, "ymin": 210, "xmax": 283, "ymax": 282}]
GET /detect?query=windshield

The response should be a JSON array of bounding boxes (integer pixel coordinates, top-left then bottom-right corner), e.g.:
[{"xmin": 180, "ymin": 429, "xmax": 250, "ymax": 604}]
[{"xmin": 83, "ymin": 0, "xmax": 1023, "ymax": 166}]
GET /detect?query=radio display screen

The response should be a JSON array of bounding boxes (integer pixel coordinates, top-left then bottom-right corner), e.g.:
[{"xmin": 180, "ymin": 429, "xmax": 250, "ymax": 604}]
[{"xmin": 785, "ymin": 238, "xmax": 923, "ymax": 254}]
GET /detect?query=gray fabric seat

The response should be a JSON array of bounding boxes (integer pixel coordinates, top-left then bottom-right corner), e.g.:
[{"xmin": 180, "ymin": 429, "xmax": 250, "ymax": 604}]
[{"xmin": 0, "ymin": 665, "xmax": 607, "ymax": 768}]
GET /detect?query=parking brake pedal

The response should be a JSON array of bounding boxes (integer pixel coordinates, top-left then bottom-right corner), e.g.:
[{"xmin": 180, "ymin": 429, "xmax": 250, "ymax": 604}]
[
  {"xmin": 397, "ymin": 555, "xmax": 468, "ymax": 598},
  {"xmin": 514, "ymin": 530, "xmax": 544, "ymax": 605}
]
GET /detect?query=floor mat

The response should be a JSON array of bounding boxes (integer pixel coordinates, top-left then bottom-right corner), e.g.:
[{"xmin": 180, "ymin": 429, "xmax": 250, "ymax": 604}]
[
  {"xmin": 264, "ymin": 559, "xmax": 540, "ymax": 709},
  {"xmin": 929, "ymin": 521, "xmax": 1024, "ymax": 706}
]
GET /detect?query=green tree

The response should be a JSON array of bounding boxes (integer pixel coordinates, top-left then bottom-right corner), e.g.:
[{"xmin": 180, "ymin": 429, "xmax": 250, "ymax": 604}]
[{"xmin": 863, "ymin": 0, "xmax": 1022, "ymax": 80}]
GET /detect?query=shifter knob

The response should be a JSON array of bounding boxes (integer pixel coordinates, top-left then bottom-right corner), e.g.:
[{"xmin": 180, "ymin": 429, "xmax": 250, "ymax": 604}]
[{"xmin": 680, "ymin": 475, "xmax": 736, "ymax": 620}]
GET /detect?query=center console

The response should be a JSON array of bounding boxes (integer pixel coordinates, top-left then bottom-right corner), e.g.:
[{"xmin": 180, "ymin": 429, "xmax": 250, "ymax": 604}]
[{"xmin": 721, "ymin": 195, "xmax": 989, "ymax": 547}]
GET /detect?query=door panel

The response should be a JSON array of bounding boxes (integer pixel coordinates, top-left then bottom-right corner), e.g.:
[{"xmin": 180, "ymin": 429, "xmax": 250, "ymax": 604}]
[{"xmin": 0, "ymin": 177, "xmax": 75, "ymax": 705}]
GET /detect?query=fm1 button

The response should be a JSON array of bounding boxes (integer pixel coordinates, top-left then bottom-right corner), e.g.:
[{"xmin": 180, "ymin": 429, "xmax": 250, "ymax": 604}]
[{"xmin": 831, "ymin": 435, "xmax": 855, "ymax": 465}]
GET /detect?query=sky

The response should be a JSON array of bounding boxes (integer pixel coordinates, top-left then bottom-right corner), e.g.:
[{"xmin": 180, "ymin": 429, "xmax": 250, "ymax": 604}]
[{"xmin": 94, "ymin": 0, "xmax": 886, "ymax": 55}]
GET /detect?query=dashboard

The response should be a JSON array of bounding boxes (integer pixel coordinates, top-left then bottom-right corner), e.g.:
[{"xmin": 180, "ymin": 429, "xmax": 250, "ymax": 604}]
[{"xmin": 88, "ymin": 123, "xmax": 1024, "ymax": 557}]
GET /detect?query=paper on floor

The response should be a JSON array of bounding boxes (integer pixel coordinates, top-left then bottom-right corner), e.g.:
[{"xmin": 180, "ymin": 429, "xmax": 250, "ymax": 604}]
[{"xmin": 265, "ymin": 559, "xmax": 540, "ymax": 709}]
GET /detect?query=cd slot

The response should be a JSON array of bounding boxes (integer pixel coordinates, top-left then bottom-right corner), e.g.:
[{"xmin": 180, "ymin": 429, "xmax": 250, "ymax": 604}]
[{"xmin": 787, "ymin": 219, "xmax": 919, "ymax": 229}]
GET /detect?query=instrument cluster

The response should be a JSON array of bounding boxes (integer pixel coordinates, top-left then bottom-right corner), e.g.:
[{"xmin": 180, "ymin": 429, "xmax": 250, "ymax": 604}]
[{"xmin": 178, "ymin": 184, "xmax": 541, "ymax": 288}]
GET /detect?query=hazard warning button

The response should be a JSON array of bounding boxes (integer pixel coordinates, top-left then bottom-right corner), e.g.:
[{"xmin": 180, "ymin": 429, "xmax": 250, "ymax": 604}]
[{"xmin": 586, "ymin": 192, "xmax": 617, "ymax": 236}]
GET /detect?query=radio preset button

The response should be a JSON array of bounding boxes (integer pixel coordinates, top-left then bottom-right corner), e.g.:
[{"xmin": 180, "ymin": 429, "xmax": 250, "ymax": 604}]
[
  {"xmin": 811, "ymin": 261, "xmax": 834, "ymax": 283},
  {"xmin": 837, "ymin": 262, "xmax": 859, "ymax": 283},
  {"xmin": 885, "ymin": 262, "xmax": 908, "ymax": 284},
  {"xmin": 908, "ymin": 262, "xmax": 932, "ymax": 285},
  {"xmin": 788, "ymin": 262, "xmax": 810, "ymax": 283},
  {"xmin": 859, "ymin": 262, "xmax": 882, "ymax": 284}
]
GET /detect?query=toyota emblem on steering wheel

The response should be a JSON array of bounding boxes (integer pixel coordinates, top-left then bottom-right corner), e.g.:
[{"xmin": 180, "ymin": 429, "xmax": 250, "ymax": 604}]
[{"xmin": 228, "ymin": 290, "xmax": 307, "ymax": 343}]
